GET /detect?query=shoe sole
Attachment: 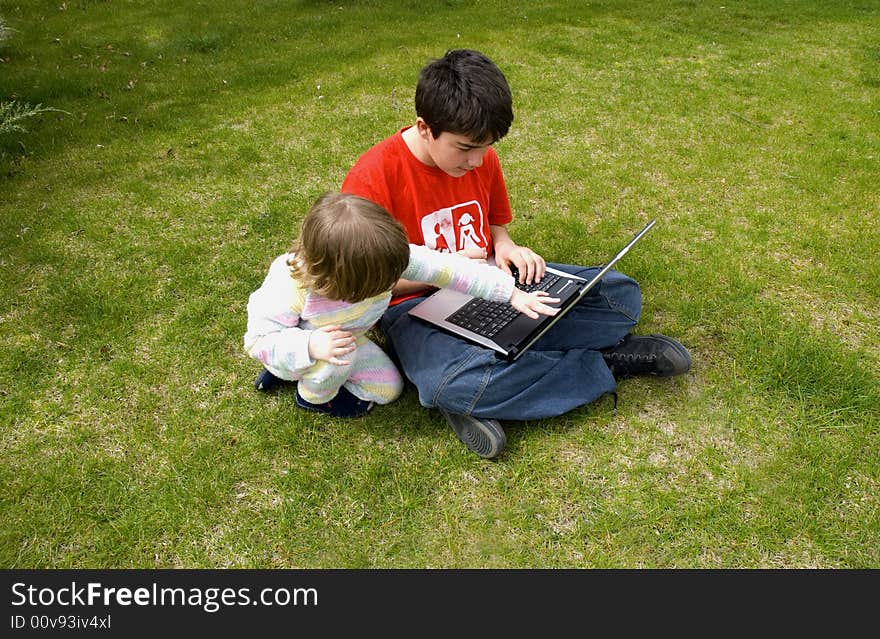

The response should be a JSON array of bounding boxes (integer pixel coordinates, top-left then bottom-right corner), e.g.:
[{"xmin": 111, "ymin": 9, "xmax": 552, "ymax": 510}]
[{"xmin": 440, "ymin": 409, "xmax": 506, "ymax": 459}]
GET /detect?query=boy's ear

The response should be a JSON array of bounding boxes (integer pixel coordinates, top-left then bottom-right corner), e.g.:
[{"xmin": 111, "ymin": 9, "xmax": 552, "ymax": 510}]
[{"xmin": 415, "ymin": 117, "xmax": 433, "ymax": 140}]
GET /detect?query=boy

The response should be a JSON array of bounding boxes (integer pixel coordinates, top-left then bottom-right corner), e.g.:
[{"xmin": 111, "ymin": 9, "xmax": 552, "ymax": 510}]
[{"xmin": 342, "ymin": 49, "xmax": 690, "ymax": 458}]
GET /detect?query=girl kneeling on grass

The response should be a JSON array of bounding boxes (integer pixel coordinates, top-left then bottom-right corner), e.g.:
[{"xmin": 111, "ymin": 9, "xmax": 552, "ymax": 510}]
[{"xmin": 243, "ymin": 192, "xmax": 558, "ymax": 418}]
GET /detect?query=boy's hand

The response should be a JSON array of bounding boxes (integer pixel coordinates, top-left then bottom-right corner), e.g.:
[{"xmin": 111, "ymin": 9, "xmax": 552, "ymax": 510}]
[
  {"xmin": 494, "ymin": 241, "xmax": 546, "ymax": 285},
  {"xmin": 308, "ymin": 325, "xmax": 355, "ymax": 365},
  {"xmin": 508, "ymin": 289, "xmax": 560, "ymax": 319}
]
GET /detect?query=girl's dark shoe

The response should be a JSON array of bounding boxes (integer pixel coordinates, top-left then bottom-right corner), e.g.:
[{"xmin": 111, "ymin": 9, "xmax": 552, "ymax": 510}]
[
  {"xmin": 295, "ymin": 386, "xmax": 374, "ymax": 418},
  {"xmin": 254, "ymin": 368, "xmax": 286, "ymax": 391}
]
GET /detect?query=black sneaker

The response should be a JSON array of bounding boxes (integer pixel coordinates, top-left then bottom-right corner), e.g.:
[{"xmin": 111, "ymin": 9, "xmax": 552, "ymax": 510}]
[
  {"xmin": 601, "ymin": 334, "xmax": 691, "ymax": 379},
  {"xmin": 439, "ymin": 409, "xmax": 506, "ymax": 459}
]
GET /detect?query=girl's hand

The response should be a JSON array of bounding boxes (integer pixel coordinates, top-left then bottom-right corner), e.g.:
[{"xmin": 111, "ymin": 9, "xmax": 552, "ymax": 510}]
[
  {"xmin": 508, "ymin": 289, "xmax": 560, "ymax": 319},
  {"xmin": 308, "ymin": 325, "xmax": 356, "ymax": 365}
]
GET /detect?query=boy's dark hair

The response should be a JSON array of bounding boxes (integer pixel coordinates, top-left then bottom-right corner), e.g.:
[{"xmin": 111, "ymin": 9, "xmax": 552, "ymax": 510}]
[
  {"xmin": 415, "ymin": 49, "xmax": 513, "ymax": 144},
  {"xmin": 289, "ymin": 192, "xmax": 410, "ymax": 303}
]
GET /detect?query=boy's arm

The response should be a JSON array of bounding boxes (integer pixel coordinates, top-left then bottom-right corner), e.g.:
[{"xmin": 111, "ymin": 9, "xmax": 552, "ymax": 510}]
[
  {"xmin": 490, "ymin": 224, "xmax": 547, "ymax": 285},
  {"xmin": 391, "ymin": 277, "xmax": 435, "ymax": 298}
]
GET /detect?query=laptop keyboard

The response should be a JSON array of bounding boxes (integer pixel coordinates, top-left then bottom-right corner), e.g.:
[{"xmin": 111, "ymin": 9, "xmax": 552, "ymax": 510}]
[{"xmin": 445, "ymin": 270, "xmax": 561, "ymax": 339}]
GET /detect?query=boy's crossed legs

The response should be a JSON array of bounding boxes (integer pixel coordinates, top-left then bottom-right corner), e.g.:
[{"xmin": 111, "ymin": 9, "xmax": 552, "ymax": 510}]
[{"xmin": 380, "ymin": 266, "xmax": 690, "ymax": 458}]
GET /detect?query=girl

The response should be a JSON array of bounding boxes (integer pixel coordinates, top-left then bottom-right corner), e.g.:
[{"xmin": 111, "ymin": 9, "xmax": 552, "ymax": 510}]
[{"xmin": 244, "ymin": 192, "xmax": 558, "ymax": 417}]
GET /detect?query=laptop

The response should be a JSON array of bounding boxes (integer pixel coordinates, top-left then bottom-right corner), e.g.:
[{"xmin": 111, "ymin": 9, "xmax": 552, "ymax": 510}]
[{"xmin": 407, "ymin": 219, "xmax": 656, "ymax": 361}]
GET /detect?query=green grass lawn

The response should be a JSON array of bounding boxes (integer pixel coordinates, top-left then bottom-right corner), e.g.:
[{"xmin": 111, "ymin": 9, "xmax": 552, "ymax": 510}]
[{"xmin": 1, "ymin": 0, "xmax": 878, "ymax": 568}]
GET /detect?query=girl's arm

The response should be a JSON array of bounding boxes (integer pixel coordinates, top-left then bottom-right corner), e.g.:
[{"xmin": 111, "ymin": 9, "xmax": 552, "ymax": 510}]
[
  {"xmin": 243, "ymin": 255, "xmax": 317, "ymax": 378},
  {"xmin": 402, "ymin": 244, "xmax": 558, "ymax": 318}
]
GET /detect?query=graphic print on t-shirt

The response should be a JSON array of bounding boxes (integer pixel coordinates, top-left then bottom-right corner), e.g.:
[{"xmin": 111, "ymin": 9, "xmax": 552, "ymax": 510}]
[{"xmin": 420, "ymin": 200, "xmax": 487, "ymax": 253}]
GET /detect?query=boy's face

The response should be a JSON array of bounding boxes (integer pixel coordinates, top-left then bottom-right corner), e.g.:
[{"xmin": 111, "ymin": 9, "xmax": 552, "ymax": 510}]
[{"xmin": 416, "ymin": 120, "xmax": 493, "ymax": 177}]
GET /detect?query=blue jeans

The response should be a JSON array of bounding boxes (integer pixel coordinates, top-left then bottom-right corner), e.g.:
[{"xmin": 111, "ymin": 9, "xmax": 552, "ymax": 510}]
[{"xmin": 379, "ymin": 264, "xmax": 641, "ymax": 421}]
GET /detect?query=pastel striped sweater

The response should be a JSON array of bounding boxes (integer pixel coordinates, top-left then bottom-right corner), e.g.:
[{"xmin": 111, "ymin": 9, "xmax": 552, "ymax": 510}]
[{"xmin": 243, "ymin": 244, "xmax": 514, "ymax": 405}]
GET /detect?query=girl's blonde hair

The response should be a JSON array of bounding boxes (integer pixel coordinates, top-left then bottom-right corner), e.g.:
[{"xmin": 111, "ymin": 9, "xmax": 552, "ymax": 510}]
[{"xmin": 289, "ymin": 192, "xmax": 410, "ymax": 303}]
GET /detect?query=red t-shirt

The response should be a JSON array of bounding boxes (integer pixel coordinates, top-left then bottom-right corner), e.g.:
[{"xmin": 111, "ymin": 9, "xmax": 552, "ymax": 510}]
[{"xmin": 342, "ymin": 127, "xmax": 514, "ymax": 302}]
